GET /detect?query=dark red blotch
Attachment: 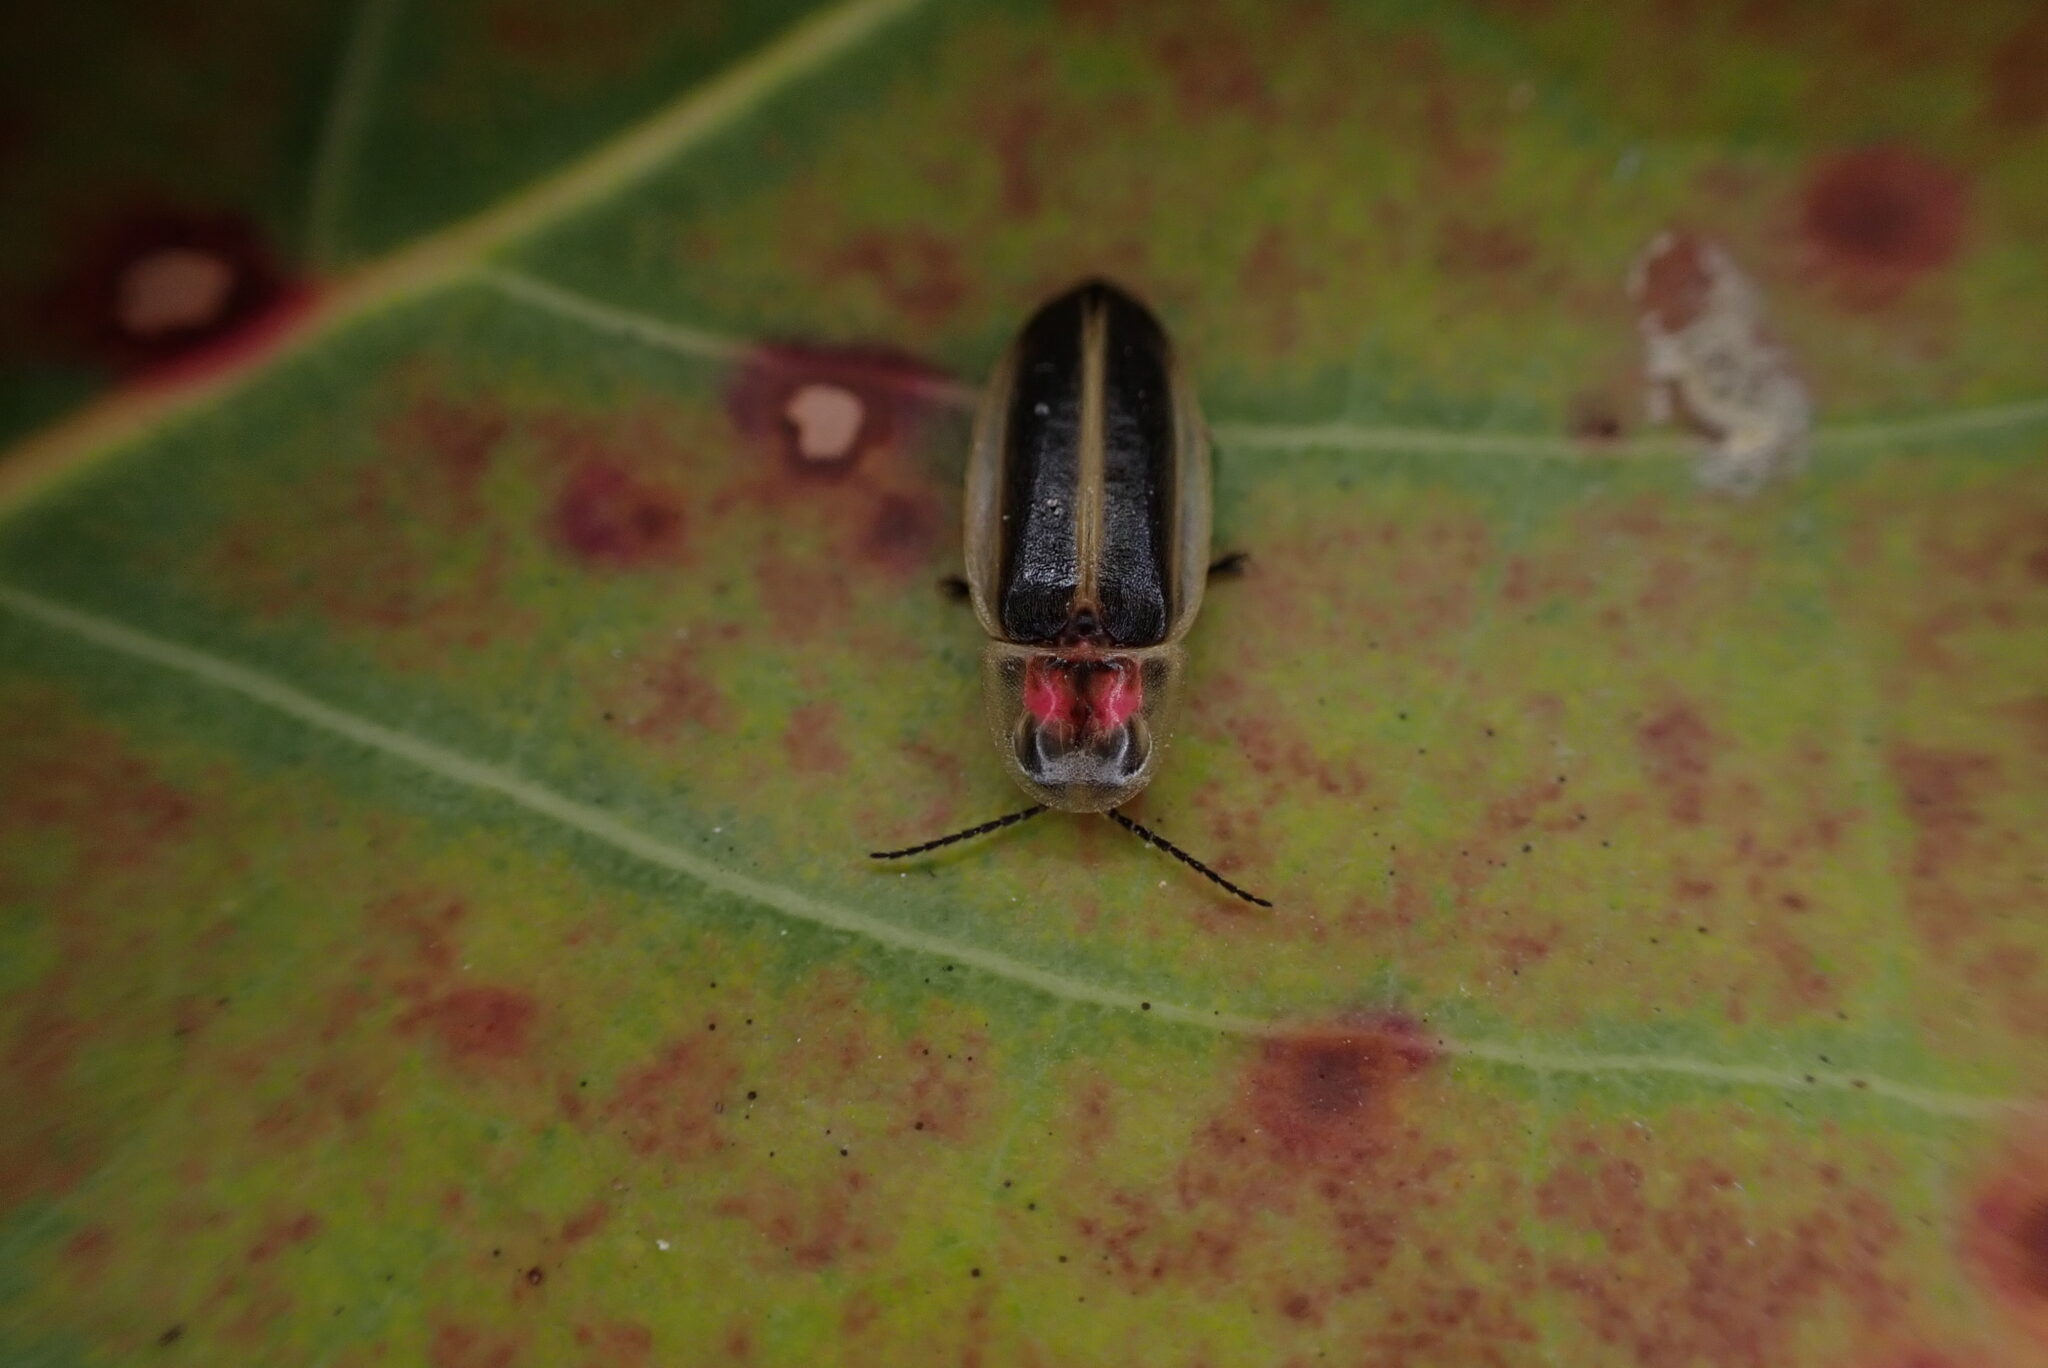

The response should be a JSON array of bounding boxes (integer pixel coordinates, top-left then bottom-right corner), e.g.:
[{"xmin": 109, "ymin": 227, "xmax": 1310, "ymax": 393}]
[
  {"xmin": 38, "ymin": 204, "xmax": 305, "ymax": 377},
  {"xmin": 1800, "ymin": 146, "xmax": 1967, "ymax": 302},
  {"xmin": 549, "ymin": 460, "xmax": 687, "ymax": 569},
  {"xmin": 1637, "ymin": 701, "xmax": 1718, "ymax": 826},
  {"xmin": 398, "ymin": 986, "xmax": 538, "ymax": 1065},
  {"xmin": 1245, "ymin": 1015, "xmax": 1436, "ymax": 1166},
  {"xmin": 1964, "ymin": 1138, "xmax": 2048, "ymax": 1344},
  {"xmin": 725, "ymin": 343, "xmax": 954, "ymax": 477}
]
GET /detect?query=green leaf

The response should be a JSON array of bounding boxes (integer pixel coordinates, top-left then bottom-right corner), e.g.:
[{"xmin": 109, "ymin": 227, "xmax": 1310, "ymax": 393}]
[{"xmin": 6, "ymin": 1, "xmax": 2048, "ymax": 1363}]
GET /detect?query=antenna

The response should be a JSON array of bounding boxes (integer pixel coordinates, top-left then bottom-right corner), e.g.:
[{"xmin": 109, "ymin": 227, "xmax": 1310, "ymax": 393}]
[
  {"xmin": 869, "ymin": 806, "xmax": 1046, "ymax": 860},
  {"xmin": 1107, "ymin": 810, "xmax": 1272, "ymax": 908}
]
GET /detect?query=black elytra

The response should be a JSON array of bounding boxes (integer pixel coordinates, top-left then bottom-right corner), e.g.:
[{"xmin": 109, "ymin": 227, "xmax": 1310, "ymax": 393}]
[{"xmin": 997, "ymin": 283, "xmax": 1180, "ymax": 648}]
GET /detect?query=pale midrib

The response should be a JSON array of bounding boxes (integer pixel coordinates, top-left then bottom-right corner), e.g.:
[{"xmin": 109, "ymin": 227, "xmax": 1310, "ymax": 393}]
[
  {"xmin": 0, "ymin": 583, "xmax": 2025, "ymax": 1122},
  {"xmin": 477, "ymin": 268, "xmax": 2048, "ymax": 461}
]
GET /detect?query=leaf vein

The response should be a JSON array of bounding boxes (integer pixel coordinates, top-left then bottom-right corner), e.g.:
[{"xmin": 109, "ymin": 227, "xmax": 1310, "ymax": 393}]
[
  {"xmin": 479, "ymin": 267, "xmax": 2048, "ymax": 460},
  {"xmin": 0, "ymin": 583, "xmax": 2027, "ymax": 1122}
]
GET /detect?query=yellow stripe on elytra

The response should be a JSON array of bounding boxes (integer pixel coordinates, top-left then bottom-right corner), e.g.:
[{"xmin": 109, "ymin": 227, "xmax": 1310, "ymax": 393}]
[{"xmin": 1072, "ymin": 294, "xmax": 1109, "ymax": 611}]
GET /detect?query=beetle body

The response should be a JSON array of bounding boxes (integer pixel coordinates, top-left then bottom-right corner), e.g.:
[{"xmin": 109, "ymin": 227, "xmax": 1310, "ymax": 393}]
[
  {"xmin": 871, "ymin": 282, "xmax": 1267, "ymax": 906},
  {"xmin": 964, "ymin": 280, "xmax": 1212, "ymax": 812}
]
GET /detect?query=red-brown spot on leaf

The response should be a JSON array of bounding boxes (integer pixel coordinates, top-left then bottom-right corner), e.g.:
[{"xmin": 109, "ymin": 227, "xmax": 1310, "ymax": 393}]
[
  {"xmin": 1889, "ymin": 744, "xmax": 1996, "ymax": 895},
  {"xmin": 599, "ymin": 1038, "xmax": 738, "ymax": 1162},
  {"xmin": 899, "ymin": 1033, "xmax": 991, "ymax": 1143},
  {"xmin": 549, "ymin": 461, "xmax": 687, "ymax": 569},
  {"xmin": 1155, "ymin": 20, "xmax": 1273, "ymax": 119},
  {"xmin": 607, "ymin": 640, "xmax": 735, "ymax": 741},
  {"xmin": 1963, "ymin": 1128, "xmax": 2048, "ymax": 1345},
  {"xmin": 1637, "ymin": 702, "xmax": 1718, "ymax": 825},
  {"xmin": 386, "ymin": 399, "xmax": 507, "ymax": 510},
  {"xmin": 1278, "ymin": 1290, "xmax": 1322, "ymax": 1324},
  {"xmin": 39, "ymin": 205, "xmax": 303, "ymax": 376},
  {"xmin": 1567, "ymin": 388, "xmax": 1629, "ymax": 443},
  {"xmin": 754, "ymin": 557, "xmax": 856, "ymax": 638},
  {"xmin": 1537, "ymin": 1127, "xmax": 1907, "ymax": 1362},
  {"xmin": 59, "ymin": 1225, "xmax": 114, "ymax": 1283},
  {"xmin": 364, "ymin": 890, "xmax": 467, "ymax": 985},
  {"xmin": 429, "ymin": 1322, "xmax": 524, "ymax": 1368},
  {"xmin": 8, "ymin": 1004, "xmax": 128, "ymax": 1180},
  {"xmin": 1057, "ymin": 1015, "xmax": 1533, "ymax": 1353},
  {"xmin": 981, "ymin": 87, "xmax": 1050, "ymax": 217},
  {"xmin": 782, "ymin": 702, "xmax": 850, "ymax": 776},
  {"xmin": 716, "ymin": 1169, "xmax": 881, "ymax": 1271},
  {"xmin": 4, "ymin": 739, "xmax": 195, "ymax": 864},
  {"xmin": 1237, "ymin": 226, "xmax": 1322, "ymax": 356},
  {"xmin": 573, "ymin": 1321, "xmax": 654, "ymax": 1368},
  {"xmin": 1986, "ymin": 8, "xmax": 2048, "ymax": 131},
  {"xmin": 559, "ymin": 1202, "xmax": 610, "ymax": 1247},
  {"xmin": 250, "ymin": 1061, "xmax": 382, "ymax": 1149},
  {"xmin": 1800, "ymin": 146, "xmax": 1968, "ymax": 305},
  {"xmin": 1436, "ymin": 217, "xmax": 1538, "ymax": 279},
  {"xmin": 1245, "ymin": 1016, "xmax": 1436, "ymax": 1167},
  {"xmin": 825, "ymin": 231, "xmax": 969, "ymax": 330},
  {"xmin": 246, "ymin": 1212, "xmax": 321, "ymax": 1263},
  {"xmin": 861, "ymin": 490, "xmax": 942, "ymax": 574},
  {"xmin": 398, "ymin": 987, "xmax": 538, "ymax": 1067}
]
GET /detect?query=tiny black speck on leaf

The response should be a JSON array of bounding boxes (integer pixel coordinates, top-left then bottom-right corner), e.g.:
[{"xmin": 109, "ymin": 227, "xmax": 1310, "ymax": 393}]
[{"xmin": 526, "ymin": 1266, "xmax": 544, "ymax": 1286}]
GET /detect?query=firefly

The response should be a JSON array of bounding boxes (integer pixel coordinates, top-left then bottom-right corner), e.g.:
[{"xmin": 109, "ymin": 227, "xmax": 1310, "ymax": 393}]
[{"xmin": 870, "ymin": 280, "xmax": 1269, "ymax": 906}]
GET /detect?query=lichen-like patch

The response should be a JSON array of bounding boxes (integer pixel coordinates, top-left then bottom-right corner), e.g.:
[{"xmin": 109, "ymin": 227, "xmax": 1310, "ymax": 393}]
[{"xmin": 1630, "ymin": 231, "xmax": 1811, "ymax": 494}]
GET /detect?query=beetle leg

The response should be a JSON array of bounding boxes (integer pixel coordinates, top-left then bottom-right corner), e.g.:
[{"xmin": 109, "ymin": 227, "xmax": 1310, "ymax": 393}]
[
  {"xmin": 937, "ymin": 574, "xmax": 973, "ymax": 603},
  {"xmin": 1207, "ymin": 551, "xmax": 1250, "ymax": 579}
]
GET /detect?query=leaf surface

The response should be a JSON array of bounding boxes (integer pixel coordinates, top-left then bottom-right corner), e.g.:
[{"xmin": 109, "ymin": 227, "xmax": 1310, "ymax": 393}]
[{"xmin": 5, "ymin": 2, "xmax": 2048, "ymax": 1364}]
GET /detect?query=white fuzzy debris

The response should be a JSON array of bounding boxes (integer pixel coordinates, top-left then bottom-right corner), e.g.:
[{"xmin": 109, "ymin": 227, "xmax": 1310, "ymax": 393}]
[
  {"xmin": 784, "ymin": 383, "xmax": 865, "ymax": 462},
  {"xmin": 1628, "ymin": 231, "xmax": 1811, "ymax": 495},
  {"xmin": 117, "ymin": 247, "xmax": 235, "ymax": 337}
]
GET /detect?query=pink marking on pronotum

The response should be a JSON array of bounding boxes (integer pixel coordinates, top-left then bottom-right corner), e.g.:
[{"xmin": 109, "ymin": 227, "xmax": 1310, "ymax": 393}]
[
  {"xmin": 1020, "ymin": 657, "xmax": 1145, "ymax": 735},
  {"xmin": 1087, "ymin": 662, "xmax": 1143, "ymax": 730}
]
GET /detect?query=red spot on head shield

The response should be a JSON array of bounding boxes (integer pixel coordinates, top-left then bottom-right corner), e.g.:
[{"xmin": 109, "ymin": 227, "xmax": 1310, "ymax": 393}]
[{"xmin": 1021, "ymin": 657, "xmax": 1144, "ymax": 737}]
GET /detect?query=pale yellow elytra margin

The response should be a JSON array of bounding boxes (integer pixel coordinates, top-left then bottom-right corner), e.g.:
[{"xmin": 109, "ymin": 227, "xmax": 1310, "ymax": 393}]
[{"xmin": 0, "ymin": 0, "xmax": 938, "ymax": 512}]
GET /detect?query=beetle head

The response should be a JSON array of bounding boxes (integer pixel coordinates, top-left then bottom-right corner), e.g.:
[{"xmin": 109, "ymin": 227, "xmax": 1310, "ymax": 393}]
[{"xmin": 981, "ymin": 643, "xmax": 1184, "ymax": 812}]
